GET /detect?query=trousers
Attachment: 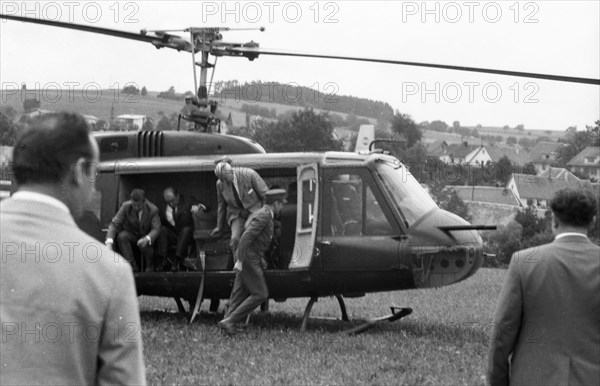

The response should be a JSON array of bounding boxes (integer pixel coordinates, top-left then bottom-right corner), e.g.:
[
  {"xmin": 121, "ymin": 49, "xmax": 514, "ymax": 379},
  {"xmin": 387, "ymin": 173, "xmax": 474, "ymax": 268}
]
[{"xmin": 224, "ymin": 257, "xmax": 268, "ymax": 324}]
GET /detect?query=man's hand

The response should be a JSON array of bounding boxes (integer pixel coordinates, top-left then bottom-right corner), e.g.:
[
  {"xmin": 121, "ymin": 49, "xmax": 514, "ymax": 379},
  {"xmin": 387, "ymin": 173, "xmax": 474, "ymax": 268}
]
[
  {"xmin": 210, "ymin": 227, "xmax": 221, "ymax": 238},
  {"xmin": 137, "ymin": 236, "xmax": 150, "ymax": 249},
  {"xmin": 233, "ymin": 260, "xmax": 243, "ymax": 273}
]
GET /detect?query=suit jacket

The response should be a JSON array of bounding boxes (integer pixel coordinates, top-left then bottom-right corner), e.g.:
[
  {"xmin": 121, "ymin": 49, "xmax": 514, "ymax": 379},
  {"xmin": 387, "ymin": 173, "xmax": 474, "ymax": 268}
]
[
  {"xmin": 107, "ymin": 199, "xmax": 161, "ymax": 242},
  {"xmin": 235, "ymin": 206, "xmax": 274, "ymax": 264},
  {"xmin": 0, "ymin": 197, "xmax": 146, "ymax": 385},
  {"xmin": 488, "ymin": 235, "xmax": 600, "ymax": 386},
  {"xmin": 159, "ymin": 195, "xmax": 194, "ymax": 234},
  {"xmin": 216, "ymin": 167, "xmax": 268, "ymax": 230}
]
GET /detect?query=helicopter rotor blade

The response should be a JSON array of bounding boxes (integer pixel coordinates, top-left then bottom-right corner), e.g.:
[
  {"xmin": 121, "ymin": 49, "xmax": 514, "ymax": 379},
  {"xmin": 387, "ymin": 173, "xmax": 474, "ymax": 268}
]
[
  {"xmin": 0, "ymin": 14, "xmax": 193, "ymax": 52},
  {"xmin": 226, "ymin": 47, "xmax": 600, "ymax": 85}
]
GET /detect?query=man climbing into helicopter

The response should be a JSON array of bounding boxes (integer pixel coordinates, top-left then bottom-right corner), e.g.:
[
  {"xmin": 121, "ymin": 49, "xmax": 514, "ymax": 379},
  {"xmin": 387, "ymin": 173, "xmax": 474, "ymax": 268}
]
[
  {"xmin": 218, "ymin": 188, "xmax": 288, "ymax": 334},
  {"xmin": 211, "ymin": 159, "xmax": 269, "ymax": 255}
]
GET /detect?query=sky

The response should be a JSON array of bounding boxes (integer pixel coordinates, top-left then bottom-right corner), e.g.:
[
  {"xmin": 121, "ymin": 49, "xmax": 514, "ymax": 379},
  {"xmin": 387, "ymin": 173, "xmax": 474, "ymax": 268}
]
[{"xmin": 1, "ymin": 0, "xmax": 598, "ymax": 132}]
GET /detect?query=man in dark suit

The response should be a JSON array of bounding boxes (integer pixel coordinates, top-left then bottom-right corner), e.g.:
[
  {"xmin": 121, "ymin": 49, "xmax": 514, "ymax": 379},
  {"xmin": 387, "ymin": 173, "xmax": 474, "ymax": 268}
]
[
  {"xmin": 106, "ymin": 189, "xmax": 161, "ymax": 272},
  {"xmin": 157, "ymin": 187, "xmax": 194, "ymax": 271},
  {"xmin": 218, "ymin": 189, "xmax": 287, "ymax": 334},
  {"xmin": 488, "ymin": 188, "xmax": 599, "ymax": 386},
  {"xmin": 211, "ymin": 160, "xmax": 269, "ymax": 254},
  {"xmin": 1, "ymin": 112, "xmax": 145, "ymax": 385}
]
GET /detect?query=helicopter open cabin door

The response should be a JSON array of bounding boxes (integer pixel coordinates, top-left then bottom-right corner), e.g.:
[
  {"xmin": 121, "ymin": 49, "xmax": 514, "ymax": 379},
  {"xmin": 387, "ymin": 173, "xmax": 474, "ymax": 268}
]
[{"xmin": 288, "ymin": 164, "xmax": 319, "ymax": 269}]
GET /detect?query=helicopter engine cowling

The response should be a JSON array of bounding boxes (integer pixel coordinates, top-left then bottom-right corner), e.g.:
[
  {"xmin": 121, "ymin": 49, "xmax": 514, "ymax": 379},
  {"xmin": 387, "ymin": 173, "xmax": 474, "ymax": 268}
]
[{"xmin": 405, "ymin": 208, "xmax": 484, "ymax": 288}]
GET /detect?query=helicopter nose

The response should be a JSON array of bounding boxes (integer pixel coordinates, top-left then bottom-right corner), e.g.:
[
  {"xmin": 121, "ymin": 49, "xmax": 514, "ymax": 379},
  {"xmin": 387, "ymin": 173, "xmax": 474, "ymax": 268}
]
[{"xmin": 404, "ymin": 208, "xmax": 484, "ymax": 288}]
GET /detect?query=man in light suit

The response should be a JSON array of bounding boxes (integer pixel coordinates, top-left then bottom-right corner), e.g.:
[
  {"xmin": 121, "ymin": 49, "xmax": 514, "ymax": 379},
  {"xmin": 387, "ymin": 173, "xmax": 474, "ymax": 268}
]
[
  {"xmin": 0, "ymin": 112, "xmax": 146, "ymax": 385},
  {"xmin": 211, "ymin": 160, "xmax": 269, "ymax": 254},
  {"xmin": 218, "ymin": 189, "xmax": 287, "ymax": 334},
  {"xmin": 488, "ymin": 188, "xmax": 599, "ymax": 386},
  {"xmin": 106, "ymin": 188, "xmax": 161, "ymax": 272}
]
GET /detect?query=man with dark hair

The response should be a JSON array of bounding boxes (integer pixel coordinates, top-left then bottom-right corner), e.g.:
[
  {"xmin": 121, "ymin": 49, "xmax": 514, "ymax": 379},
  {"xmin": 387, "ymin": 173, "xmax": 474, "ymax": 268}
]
[
  {"xmin": 488, "ymin": 188, "xmax": 599, "ymax": 386},
  {"xmin": 157, "ymin": 187, "xmax": 194, "ymax": 271},
  {"xmin": 1, "ymin": 112, "xmax": 146, "ymax": 385},
  {"xmin": 211, "ymin": 160, "xmax": 269, "ymax": 255},
  {"xmin": 218, "ymin": 188, "xmax": 287, "ymax": 334},
  {"xmin": 106, "ymin": 188, "xmax": 161, "ymax": 272}
]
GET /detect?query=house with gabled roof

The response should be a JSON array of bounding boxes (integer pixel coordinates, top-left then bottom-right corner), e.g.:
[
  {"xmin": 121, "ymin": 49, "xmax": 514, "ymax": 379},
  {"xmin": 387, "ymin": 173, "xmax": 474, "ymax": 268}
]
[
  {"xmin": 439, "ymin": 143, "xmax": 478, "ymax": 164},
  {"xmin": 507, "ymin": 168, "xmax": 591, "ymax": 208},
  {"xmin": 445, "ymin": 185, "xmax": 521, "ymax": 206},
  {"xmin": 425, "ymin": 140, "xmax": 449, "ymax": 159},
  {"xmin": 567, "ymin": 146, "xmax": 600, "ymax": 181},
  {"xmin": 528, "ymin": 141, "xmax": 563, "ymax": 173},
  {"xmin": 444, "ymin": 185, "xmax": 521, "ymax": 226},
  {"xmin": 464, "ymin": 145, "xmax": 532, "ymax": 167}
]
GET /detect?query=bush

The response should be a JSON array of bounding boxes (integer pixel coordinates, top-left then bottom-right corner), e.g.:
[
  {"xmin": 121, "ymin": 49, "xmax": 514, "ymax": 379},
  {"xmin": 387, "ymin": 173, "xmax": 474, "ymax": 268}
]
[{"xmin": 482, "ymin": 221, "xmax": 522, "ymax": 267}]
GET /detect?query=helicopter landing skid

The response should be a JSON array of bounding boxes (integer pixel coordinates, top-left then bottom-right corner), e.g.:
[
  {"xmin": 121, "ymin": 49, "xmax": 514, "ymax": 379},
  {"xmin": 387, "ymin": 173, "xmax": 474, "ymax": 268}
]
[
  {"xmin": 345, "ymin": 307, "xmax": 413, "ymax": 335},
  {"xmin": 300, "ymin": 295, "xmax": 350, "ymax": 332}
]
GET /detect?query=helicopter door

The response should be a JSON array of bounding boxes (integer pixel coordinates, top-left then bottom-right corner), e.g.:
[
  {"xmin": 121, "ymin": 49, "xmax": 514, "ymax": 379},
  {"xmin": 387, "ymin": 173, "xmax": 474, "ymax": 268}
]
[
  {"xmin": 319, "ymin": 169, "xmax": 402, "ymax": 273},
  {"xmin": 288, "ymin": 164, "xmax": 319, "ymax": 269}
]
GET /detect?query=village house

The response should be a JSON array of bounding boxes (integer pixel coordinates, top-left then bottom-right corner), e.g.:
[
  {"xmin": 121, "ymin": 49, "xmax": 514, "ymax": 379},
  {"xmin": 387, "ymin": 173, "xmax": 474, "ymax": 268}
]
[
  {"xmin": 463, "ymin": 145, "xmax": 532, "ymax": 168},
  {"xmin": 438, "ymin": 142, "xmax": 479, "ymax": 164},
  {"xmin": 528, "ymin": 141, "xmax": 563, "ymax": 173},
  {"xmin": 444, "ymin": 185, "xmax": 521, "ymax": 226},
  {"xmin": 567, "ymin": 146, "xmax": 600, "ymax": 181},
  {"xmin": 507, "ymin": 167, "xmax": 591, "ymax": 208}
]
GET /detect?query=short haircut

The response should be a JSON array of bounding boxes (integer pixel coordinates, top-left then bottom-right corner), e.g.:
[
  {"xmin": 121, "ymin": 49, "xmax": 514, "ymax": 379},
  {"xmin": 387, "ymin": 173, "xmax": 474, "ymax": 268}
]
[
  {"xmin": 130, "ymin": 189, "xmax": 146, "ymax": 203},
  {"xmin": 12, "ymin": 112, "xmax": 94, "ymax": 185},
  {"xmin": 550, "ymin": 188, "xmax": 598, "ymax": 227}
]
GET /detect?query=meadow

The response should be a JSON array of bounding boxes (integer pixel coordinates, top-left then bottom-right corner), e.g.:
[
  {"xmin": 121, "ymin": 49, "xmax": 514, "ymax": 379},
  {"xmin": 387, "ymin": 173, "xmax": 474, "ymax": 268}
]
[{"xmin": 139, "ymin": 268, "xmax": 505, "ymax": 385}]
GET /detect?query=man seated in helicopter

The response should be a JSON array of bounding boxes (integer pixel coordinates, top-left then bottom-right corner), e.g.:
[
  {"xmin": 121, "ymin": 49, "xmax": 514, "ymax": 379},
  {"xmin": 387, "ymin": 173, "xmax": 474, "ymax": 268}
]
[
  {"xmin": 156, "ymin": 187, "xmax": 195, "ymax": 272},
  {"xmin": 105, "ymin": 189, "xmax": 161, "ymax": 272}
]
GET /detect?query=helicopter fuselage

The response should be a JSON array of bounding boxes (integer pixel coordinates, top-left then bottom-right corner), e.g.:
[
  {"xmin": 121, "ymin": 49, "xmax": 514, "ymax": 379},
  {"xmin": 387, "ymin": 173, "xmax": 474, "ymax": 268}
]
[{"xmin": 92, "ymin": 149, "xmax": 484, "ymax": 304}]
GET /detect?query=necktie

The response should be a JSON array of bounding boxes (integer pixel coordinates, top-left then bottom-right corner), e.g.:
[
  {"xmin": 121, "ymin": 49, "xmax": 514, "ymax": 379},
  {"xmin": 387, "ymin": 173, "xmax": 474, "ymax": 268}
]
[{"xmin": 232, "ymin": 183, "xmax": 244, "ymax": 209}]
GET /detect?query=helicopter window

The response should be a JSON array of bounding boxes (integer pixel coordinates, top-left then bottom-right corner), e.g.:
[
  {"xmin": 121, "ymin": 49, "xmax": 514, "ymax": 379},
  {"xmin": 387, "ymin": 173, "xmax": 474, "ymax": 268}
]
[
  {"xmin": 323, "ymin": 172, "xmax": 394, "ymax": 237},
  {"xmin": 375, "ymin": 162, "xmax": 437, "ymax": 227},
  {"xmin": 364, "ymin": 185, "xmax": 394, "ymax": 236}
]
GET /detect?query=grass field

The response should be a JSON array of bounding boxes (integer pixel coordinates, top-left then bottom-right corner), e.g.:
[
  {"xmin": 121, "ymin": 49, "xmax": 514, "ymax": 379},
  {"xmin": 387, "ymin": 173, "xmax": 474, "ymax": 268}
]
[{"xmin": 138, "ymin": 268, "xmax": 505, "ymax": 385}]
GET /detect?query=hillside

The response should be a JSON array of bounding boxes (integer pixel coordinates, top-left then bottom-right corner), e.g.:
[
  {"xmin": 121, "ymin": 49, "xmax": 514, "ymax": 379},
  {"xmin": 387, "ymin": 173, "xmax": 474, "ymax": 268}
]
[{"xmin": 0, "ymin": 90, "xmax": 378, "ymax": 128}]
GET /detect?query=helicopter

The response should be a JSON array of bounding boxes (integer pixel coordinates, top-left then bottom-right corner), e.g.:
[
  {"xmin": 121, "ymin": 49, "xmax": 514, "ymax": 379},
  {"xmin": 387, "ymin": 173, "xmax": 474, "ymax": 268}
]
[{"xmin": 1, "ymin": 11, "xmax": 598, "ymax": 332}]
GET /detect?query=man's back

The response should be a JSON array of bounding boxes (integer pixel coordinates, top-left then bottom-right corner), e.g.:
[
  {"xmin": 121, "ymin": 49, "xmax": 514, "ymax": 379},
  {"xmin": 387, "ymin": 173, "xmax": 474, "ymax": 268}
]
[
  {"xmin": 493, "ymin": 236, "xmax": 600, "ymax": 385},
  {"xmin": 1, "ymin": 198, "xmax": 145, "ymax": 385}
]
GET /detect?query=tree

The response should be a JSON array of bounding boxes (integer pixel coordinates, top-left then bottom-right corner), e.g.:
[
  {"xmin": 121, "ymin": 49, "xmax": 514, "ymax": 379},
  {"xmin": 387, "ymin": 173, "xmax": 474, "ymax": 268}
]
[
  {"xmin": 518, "ymin": 137, "xmax": 534, "ymax": 149},
  {"xmin": 390, "ymin": 111, "xmax": 421, "ymax": 148},
  {"xmin": 437, "ymin": 190, "xmax": 471, "ymax": 222},
  {"xmin": 514, "ymin": 205, "xmax": 550, "ymax": 241},
  {"xmin": 506, "ymin": 136, "xmax": 517, "ymax": 146},
  {"xmin": 122, "ymin": 84, "xmax": 139, "ymax": 95},
  {"xmin": 452, "ymin": 121, "xmax": 461, "ymax": 132},
  {"xmin": 0, "ymin": 112, "xmax": 18, "ymax": 146},
  {"xmin": 252, "ymin": 108, "xmax": 343, "ymax": 152},
  {"xmin": 141, "ymin": 86, "xmax": 148, "ymax": 96},
  {"xmin": 557, "ymin": 128, "xmax": 592, "ymax": 166},
  {"xmin": 156, "ymin": 115, "xmax": 172, "ymax": 131},
  {"xmin": 587, "ymin": 120, "xmax": 600, "ymax": 146},
  {"xmin": 430, "ymin": 120, "xmax": 448, "ymax": 132},
  {"xmin": 495, "ymin": 155, "xmax": 513, "ymax": 185},
  {"xmin": 515, "ymin": 124, "xmax": 525, "ymax": 132},
  {"xmin": 141, "ymin": 119, "xmax": 154, "ymax": 131}
]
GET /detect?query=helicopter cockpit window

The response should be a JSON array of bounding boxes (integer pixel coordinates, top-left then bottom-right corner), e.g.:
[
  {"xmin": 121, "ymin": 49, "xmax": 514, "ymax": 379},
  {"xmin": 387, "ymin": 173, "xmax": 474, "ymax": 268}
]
[
  {"xmin": 375, "ymin": 161, "xmax": 437, "ymax": 227},
  {"xmin": 324, "ymin": 173, "xmax": 394, "ymax": 237}
]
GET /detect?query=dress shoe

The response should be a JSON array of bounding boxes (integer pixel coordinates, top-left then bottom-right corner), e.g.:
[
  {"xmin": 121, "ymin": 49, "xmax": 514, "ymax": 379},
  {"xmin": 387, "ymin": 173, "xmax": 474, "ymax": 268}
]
[
  {"xmin": 183, "ymin": 257, "xmax": 201, "ymax": 271},
  {"xmin": 217, "ymin": 320, "xmax": 238, "ymax": 335}
]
